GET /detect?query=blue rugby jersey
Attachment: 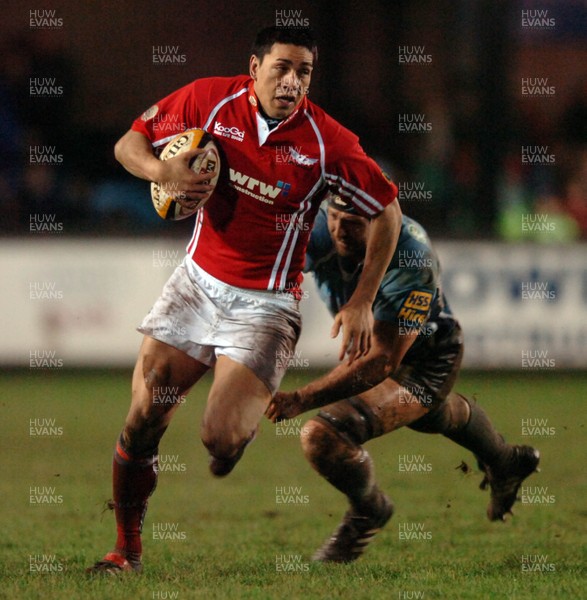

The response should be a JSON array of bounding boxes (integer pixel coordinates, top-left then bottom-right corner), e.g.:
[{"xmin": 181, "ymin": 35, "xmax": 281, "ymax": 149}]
[{"xmin": 305, "ymin": 208, "xmax": 459, "ymax": 356}]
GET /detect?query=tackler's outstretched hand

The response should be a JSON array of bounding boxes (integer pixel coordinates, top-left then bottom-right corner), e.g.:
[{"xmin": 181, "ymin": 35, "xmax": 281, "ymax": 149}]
[
  {"xmin": 331, "ymin": 298, "xmax": 374, "ymax": 364},
  {"xmin": 331, "ymin": 201, "xmax": 402, "ymax": 365},
  {"xmin": 266, "ymin": 390, "xmax": 304, "ymax": 423}
]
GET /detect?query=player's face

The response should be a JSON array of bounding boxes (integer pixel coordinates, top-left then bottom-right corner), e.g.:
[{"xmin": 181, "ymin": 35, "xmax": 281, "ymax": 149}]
[
  {"xmin": 250, "ymin": 43, "xmax": 313, "ymax": 119},
  {"xmin": 327, "ymin": 207, "xmax": 370, "ymax": 261}
]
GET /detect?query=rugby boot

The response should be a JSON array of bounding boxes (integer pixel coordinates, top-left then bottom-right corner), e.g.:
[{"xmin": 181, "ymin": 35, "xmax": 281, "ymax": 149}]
[
  {"xmin": 85, "ymin": 551, "xmax": 142, "ymax": 575},
  {"xmin": 313, "ymin": 489, "xmax": 393, "ymax": 563},
  {"xmin": 478, "ymin": 445, "xmax": 540, "ymax": 521}
]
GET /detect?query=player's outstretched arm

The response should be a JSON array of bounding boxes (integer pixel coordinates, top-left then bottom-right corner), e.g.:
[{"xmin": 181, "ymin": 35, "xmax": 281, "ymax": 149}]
[
  {"xmin": 266, "ymin": 320, "xmax": 417, "ymax": 422},
  {"xmin": 114, "ymin": 129, "xmax": 216, "ymax": 203},
  {"xmin": 332, "ymin": 200, "xmax": 402, "ymax": 363}
]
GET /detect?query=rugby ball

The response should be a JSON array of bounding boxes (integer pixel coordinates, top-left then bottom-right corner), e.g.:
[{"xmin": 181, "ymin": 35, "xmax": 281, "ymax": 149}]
[{"xmin": 151, "ymin": 128, "xmax": 220, "ymax": 220}]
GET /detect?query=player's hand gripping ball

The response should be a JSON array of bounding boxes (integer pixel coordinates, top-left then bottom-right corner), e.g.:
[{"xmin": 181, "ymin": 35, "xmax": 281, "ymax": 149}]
[{"xmin": 151, "ymin": 128, "xmax": 220, "ymax": 220}]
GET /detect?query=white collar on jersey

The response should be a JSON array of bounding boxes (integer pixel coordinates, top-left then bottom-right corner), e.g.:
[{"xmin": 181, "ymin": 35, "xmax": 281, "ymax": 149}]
[
  {"xmin": 254, "ymin": 104, "xmax": 303, "ymax": 145},
  {"xmin": 256, "ymin": 112, "xmax": 275, "ymax": 146}
]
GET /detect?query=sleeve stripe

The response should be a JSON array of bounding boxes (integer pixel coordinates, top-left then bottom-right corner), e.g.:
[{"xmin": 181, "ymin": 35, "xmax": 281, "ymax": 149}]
[
  {"xmin": 325, "ymin": 179, "xmax": 375, "ymax": 215},
  {"xmin": 302, "ymin": 111, "xmax": 393, "ymax": 218},
  {"xmin": 324, "ymin": 172, "xmax": 386, "ymax": 214},
  {"xmin": 332, "ymin": 184, "xmax": 377, "ymax": 216},
  {"xmin": 152, "ymin": 133, "xmax": 180, "ymax": 149},
  {"xmin": 325, "ymin": 173, "xmax": 385, "ymax": 210}
]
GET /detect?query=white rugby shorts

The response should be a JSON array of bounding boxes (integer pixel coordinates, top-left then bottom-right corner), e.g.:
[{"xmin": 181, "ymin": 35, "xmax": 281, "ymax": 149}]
[{"xmin": 138, "ymin": 256, "xmax": 302, "ymax": 394}]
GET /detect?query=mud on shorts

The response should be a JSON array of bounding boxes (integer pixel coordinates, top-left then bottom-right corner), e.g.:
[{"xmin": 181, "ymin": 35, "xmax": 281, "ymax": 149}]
[
  {"xmin": 391, "ymin": 322, "xmax": 464, "ymax": 409},
  {"xmin": 138, "ymin": 256, "xmax": 302, "ymax": 395}
]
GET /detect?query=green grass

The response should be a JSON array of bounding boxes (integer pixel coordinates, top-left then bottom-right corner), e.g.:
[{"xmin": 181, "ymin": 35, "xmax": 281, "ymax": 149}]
[{"xmin": 1, "ymin": 370, "xmax": 586, "ymax": 599}]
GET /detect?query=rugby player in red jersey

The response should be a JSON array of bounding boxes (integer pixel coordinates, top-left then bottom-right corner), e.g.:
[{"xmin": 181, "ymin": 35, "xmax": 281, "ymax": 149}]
[
  {"xmin": 87, "ymin": 27, "xmax": 402, "ymax": 574},
  {"xmin": 267, "ymin": 191, "xmax": 540, "ymax": 562}
]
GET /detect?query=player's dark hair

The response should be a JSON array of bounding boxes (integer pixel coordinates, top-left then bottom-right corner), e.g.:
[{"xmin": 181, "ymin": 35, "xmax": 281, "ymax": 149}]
[{"xmin": 252, "ymin": 26, "xmax": 318, "ymax": 64}]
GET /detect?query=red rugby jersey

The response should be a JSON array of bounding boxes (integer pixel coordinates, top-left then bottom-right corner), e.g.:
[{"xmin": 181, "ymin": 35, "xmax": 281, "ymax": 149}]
[{"xmin": 132, "ymin": 75, "xmax": 397, "ymax": 291}]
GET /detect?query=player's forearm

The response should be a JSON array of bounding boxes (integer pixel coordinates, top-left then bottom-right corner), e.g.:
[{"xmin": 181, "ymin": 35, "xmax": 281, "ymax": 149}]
[
  {"xmin": 351, "ymin": 200, "xmax": 402, "ymax": 304},
  {"xmin": 268, "ymin": 323, "xmax": 417, "ymax": 422},
  {"xmin": 296, "ymin": 352, "xmax": 393, "ymax": 411},
  {"xmin": 114, "ymin": 129, "xmax": 163, "ymax": 182}
]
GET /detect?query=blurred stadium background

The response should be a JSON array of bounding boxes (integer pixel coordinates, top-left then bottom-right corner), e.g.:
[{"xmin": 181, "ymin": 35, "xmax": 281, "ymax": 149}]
[{"xmin": 1, "ymin": 0, "xmax": 585, "ymax": 369}]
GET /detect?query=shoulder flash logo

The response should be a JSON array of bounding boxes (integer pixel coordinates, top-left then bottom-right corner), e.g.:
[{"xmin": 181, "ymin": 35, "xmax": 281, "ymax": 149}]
[
  {"xmin": 141, "ymin": 105, "xmax": 159, "ymax": 121},
  {"xmin": 407, "ymin": 223, "xmax": 427, "ymax": 244},
  {"xmin": 403, "ymin": 290, "xmax": 433, "ymax": 311},
  {"xmin": 397, "ymin": 290, "xmax": 433, "ymax": 327}
]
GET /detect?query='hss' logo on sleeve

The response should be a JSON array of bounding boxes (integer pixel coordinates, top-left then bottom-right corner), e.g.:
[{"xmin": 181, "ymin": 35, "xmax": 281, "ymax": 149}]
[{"xmin": 397, "ymin": 290, "xmax": 433, "ymax": 325}]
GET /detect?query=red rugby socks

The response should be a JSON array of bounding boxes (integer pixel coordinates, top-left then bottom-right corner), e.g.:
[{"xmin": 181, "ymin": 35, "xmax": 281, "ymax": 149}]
[{"xmin": 112, "ymin": 435, "xmax": 158, "ymax": 564}]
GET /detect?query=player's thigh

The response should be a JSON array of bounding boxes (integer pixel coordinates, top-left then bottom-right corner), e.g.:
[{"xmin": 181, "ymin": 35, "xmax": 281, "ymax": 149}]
[
  {"xmin": 201, "ymin": 355, "xmax": 271, "ymax": 450},
  {"xmin": 314, "ymin": 330, "xmax": 465, "ymax": 440},
  {"xmin": 127, "ymin": 335, "xmax": 209, "ymax": 427}
]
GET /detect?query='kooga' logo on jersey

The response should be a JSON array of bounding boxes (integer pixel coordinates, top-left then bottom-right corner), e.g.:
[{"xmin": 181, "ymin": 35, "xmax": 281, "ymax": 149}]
[
  {"xmin": 214, "ymin": 122, "xmax": 245, "ymax": 142},
  {"xmin": 229, "ymin": 169, "xmax": 282, "ymax": 204}
]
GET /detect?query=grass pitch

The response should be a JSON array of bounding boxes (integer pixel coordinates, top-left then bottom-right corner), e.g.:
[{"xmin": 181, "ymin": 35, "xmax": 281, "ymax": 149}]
[{"xmin": 1, "ymin": 370, "xmax": 585, "ymax": 599}]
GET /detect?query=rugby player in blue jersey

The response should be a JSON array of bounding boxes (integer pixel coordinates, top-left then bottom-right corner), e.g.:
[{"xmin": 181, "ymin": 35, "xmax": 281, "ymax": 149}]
[{"xmin": 267, "ymin": 190, "xmax": 540, "ymax": 563}]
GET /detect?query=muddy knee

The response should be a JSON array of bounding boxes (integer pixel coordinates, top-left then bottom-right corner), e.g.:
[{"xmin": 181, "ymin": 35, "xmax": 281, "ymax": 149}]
[
  {"xmin": 300, "ymin": 418, "xmax": 337, "ymax": 464},
  {"xmin": 310, "ymin": 396, "xmax": 384, "ymax": 446},
  {"xmin": 300, "ymin": 401, "xmax": 378, "ymax": 506},
  {"xmin": 300, "ymin": 396, "xmax": 383, "ymax": 470}
]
